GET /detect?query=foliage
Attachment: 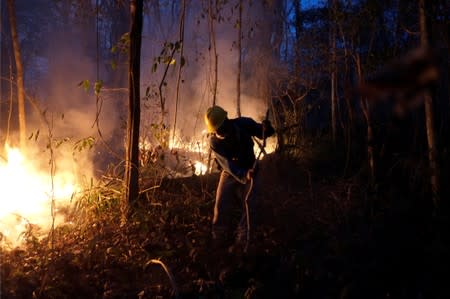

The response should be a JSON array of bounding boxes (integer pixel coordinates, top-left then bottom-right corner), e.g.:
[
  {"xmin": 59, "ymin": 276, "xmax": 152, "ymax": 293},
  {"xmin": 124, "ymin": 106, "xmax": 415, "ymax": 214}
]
[
  {"xmin": 73, "ymin": 136, "xmax": 95, "ymax": 153},
  {"xmin": 151, "ymin": 41, "xmax": 185, "ymax": 74},
  {"xmin": 77, "ymin": 80, "xmax": 103, "ymax": 96},
  {"xmin": 110, "ymin": 32, "xmax": 130, "ymax": 70},
  {"xmin": 110, "ymin": 32, "xmax": 130, "ymax": 55}
]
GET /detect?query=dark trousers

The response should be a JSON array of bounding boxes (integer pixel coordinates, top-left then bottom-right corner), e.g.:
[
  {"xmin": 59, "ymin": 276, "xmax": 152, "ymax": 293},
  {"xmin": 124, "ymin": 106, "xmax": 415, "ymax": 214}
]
[{"xmin": 212, "ymin": 171, "xmax": 259, "ymax": 246}]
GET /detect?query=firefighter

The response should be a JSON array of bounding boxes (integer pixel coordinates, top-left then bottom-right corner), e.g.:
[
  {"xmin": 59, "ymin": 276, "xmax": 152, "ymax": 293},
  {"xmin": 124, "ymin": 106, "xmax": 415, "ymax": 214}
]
[{"xmin": 204, "ymin": 105, "xmax": 275, "ymax": 252}]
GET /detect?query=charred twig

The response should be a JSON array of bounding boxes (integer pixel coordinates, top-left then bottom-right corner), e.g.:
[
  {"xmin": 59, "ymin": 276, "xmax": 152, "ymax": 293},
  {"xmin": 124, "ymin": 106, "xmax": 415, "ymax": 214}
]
[{"xmin": 140, "ymin": 184, "xmax": 161, "ymax": 194}]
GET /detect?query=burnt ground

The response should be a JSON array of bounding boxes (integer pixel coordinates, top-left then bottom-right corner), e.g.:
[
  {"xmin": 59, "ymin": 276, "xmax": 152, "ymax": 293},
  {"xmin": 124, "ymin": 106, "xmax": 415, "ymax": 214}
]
[{"xmin": 1, "ymin": 143, "xmax": 449, "ymax": 299}]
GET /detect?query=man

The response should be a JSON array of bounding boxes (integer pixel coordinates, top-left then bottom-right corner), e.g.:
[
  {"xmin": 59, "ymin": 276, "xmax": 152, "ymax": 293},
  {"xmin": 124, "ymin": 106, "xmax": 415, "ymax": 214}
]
[{"xmin": 204, "ymin": 105, "xmax": 275, "ymax": 251}]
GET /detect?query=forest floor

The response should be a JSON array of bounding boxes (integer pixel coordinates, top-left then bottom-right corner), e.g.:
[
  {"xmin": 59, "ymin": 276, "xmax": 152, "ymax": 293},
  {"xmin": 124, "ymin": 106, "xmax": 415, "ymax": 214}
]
[{"xmin": 1, "ymin": 140, "xmax": 449, "ymax": 299}]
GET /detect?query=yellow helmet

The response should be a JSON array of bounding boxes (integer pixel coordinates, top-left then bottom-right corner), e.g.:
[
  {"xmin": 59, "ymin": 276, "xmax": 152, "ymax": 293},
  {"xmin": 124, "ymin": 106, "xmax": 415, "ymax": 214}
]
[{"xmin": 204, "ymin": 105, "xmax": 227, "ymax": 133}]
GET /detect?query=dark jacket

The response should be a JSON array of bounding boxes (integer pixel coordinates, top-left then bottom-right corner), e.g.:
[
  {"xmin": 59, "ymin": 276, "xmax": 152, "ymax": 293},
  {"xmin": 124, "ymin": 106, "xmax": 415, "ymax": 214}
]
[{"xmin": 209, "ymin": 117, "xmax": 275, "ymax": 184}]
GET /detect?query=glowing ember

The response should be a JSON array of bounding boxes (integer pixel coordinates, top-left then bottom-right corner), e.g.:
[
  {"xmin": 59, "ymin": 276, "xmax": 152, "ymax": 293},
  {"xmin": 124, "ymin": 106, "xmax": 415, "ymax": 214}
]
[
  {"xmin": 0, "ymin": 145, "xmax": 78, "ymax": 248},
  {"xmin": 194, "ymin": 161, "xmax": 207, "ymax": 175}
]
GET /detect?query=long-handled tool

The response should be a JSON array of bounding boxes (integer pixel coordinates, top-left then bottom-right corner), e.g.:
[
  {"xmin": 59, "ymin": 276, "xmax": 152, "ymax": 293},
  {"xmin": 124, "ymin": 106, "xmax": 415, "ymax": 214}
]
[{"xmin": 244, "ymin": 109, "xmax": 270, "ymax": 252}]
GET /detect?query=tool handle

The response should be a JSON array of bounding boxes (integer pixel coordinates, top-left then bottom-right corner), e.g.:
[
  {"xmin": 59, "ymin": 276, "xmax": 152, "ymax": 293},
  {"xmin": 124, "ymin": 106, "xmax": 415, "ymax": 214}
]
[{"xmin": 262, "ymin": 108, "xmax": 270, "ymax": 148}]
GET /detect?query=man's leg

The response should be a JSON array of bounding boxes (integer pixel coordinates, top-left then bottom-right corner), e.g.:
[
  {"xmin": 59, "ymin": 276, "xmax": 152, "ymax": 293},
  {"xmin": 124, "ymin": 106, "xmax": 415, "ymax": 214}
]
[
  {"xmin": 235, "ymin": 174, "xmax": 261, "ymax": 249},
  {"xmin": 212, "ymin": 171, "xmax": 239, "ymax": 248}
]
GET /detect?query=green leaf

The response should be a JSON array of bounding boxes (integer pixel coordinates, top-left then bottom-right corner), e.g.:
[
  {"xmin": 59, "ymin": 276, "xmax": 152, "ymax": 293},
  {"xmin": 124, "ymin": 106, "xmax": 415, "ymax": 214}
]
[
  {"xmin": 94, "ymin": 80, "xmax": 103, "ymax": 96},
  {"xmin": 111, "ymin": 60, "xmax": 117, "ymax": 70},
  {"xmin": 73, "ymin": 136, "xmax": 95, "ymax": 153},
  {"xmin": 120, "ymin": 32, "xmax": 130, "ymax": 43},
  {"xmin": 163, "ymin": 57, "xmax": 175, "ymax": 65},
  {"xmin": 80, "ymin": 80, "xmax": 90, "ymax": 92}
]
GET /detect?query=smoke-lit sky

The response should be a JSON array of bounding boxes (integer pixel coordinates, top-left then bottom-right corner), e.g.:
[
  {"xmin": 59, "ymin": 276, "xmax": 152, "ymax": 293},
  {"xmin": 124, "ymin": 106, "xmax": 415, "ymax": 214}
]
[{"xmin": 1, "ymin": 0, "xmax": 328, "ymax": 170}]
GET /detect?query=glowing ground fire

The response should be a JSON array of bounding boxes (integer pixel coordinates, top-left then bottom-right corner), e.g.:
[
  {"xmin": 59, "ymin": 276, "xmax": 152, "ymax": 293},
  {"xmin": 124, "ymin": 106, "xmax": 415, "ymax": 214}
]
[
  {"xmin": 169, "ymin": 132, "xmax": 209, "ymax": 175},
  {"xmin": 0, "ymin": 145, "xmax": 77, "ymax": 248},
  {"xmin": 164, "ymin": 130, "xmax": 277, "ymax": 176}
]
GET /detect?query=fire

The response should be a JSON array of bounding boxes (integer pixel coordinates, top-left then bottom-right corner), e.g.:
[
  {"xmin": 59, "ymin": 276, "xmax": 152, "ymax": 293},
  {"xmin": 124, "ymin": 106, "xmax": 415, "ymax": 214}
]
[
  {"xmin": 139, "ymin": 128, "xmax": 277, "ymax": 178},
  {"xmin": 254, "ymin": 137, "xmax": 277, "ymax": 159},
  {"xmin": 169, "ymin": 132, "xmax": 209, "ymax": 176},
  {"xmin": 194, "ymin": 161, "xmax": 207, "ymax": 175},
  {"xmin": 138, "ymin": 129, "xmax": 210, "ymax": 177},
  {"xmin": 0, "ymin": 145, "xmax": 78, "ymax": 248},
  {"xmin": 168, "ymin": 130, "xmax": 209, "ymax": 155}
]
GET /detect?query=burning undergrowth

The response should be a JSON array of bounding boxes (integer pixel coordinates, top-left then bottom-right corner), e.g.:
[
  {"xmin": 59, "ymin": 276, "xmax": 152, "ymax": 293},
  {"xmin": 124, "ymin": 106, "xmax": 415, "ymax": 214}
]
[
  {"xmin": 0, "ymin": 122, "xmax": 277, "ymax": 251},
  {"xmin": 0, "ymin": 140, "xmax": 92, "ymax": 249},
  {"xmin": 0, "ymin": 130, "xmax": 210, "ymax": 249},
  {"xmin": 139, "ymin": 132, "xmax": 210, "ymax": 179}
]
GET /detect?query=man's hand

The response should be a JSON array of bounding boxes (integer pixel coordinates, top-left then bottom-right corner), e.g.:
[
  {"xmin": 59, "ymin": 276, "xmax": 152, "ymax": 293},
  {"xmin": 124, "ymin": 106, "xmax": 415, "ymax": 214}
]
[{"xmin": 246, "ymin": 169, "xmax": 255, "ymax": 181}]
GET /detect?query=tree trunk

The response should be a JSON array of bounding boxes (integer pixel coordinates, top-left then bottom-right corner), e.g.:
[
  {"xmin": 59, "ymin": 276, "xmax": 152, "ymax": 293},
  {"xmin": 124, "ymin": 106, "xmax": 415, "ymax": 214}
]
[
  {"xmin": 206, "ymin": 0, "xmax": 219, "ymax": 173},
  {"xmin": 6, "ymin": 62, "xmax": 13, "ymax": 144},
  {"xmin": 208, "ymin": 0, "xmax": 218, "ymax": 105},
  {"xmin": 337, "ymin": 10, "xmax": 353, "ymax": 176},
  {"xmin": 0, "ymin": 0, "xmax": 3, "ymax": 144},
  {"xmin": 122, "ymin": 0, "xmax": 143, "ymax": 223},
  {"xmin": 172, "ymin": 0, "xmax": 186, "ymax": 146},
  {"xmin": 236, "ymin": 0, "xmax": 242, "ymax": 117},
  {"xmin": 6, "ymin": 0, "xmax": 26, "ymax": 149},
  {"xmin": 293, "ymin": 0, "xmax": 302, "ymax": 79},
  {"xmin": 419, "ymin": 0, "xmax": 440, "ymax": 208},
  {"xmin": 329, "ymin": 0, "xmax": 338, "ymax": 145},
  {"xmin": 356, "ymin": 53, "xmax": 375, "ymax": 186}
]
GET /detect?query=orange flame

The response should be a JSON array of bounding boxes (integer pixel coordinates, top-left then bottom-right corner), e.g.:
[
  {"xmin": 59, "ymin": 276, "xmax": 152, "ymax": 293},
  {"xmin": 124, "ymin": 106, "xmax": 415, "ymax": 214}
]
[{"xmin": 0, "ymin": 145, "xmax": 78, "ymax": 248}]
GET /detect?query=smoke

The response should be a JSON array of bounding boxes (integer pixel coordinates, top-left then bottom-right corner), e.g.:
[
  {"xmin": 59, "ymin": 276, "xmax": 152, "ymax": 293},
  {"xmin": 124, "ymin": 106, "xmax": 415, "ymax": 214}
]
[
  {"xmin": 0, "ymin": 0, "xmax": 282, "ymax": 247},
  {"xmin": 139, "ymin": 1, "xmax": 275, "ymax": 146},
  {"xmin": 0, "ymin": 9, "xmax": 116, "ymax": 247},
  {"xmin": 7, "ymin": 0, "xmax": 278, "ymax": 175}
]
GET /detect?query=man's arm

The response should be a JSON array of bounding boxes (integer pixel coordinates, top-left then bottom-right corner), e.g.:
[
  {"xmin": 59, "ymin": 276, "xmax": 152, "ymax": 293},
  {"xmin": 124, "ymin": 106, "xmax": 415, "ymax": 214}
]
[
  {"xmin": 238, "ymin": 117, "xmax": 275, "ymax": 140},
  {"xmin": 210, "ymin": 137, "xmax": 247, "ymax": 184},
  {"xmin": 213, "ymin": 151, "xmax": 247, "ymax": 184}
]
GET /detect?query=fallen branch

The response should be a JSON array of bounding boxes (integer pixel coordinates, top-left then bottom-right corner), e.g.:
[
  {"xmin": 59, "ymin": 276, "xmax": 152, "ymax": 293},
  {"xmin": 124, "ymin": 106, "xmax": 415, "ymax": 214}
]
[{"xmin": 145, "ymin": 259, "xmax": 179, "ymax": 299}]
